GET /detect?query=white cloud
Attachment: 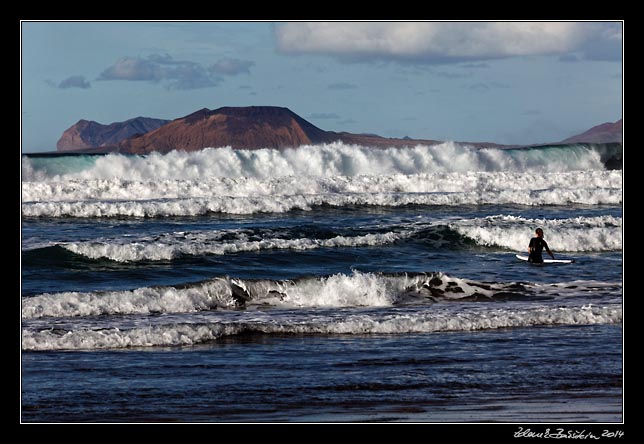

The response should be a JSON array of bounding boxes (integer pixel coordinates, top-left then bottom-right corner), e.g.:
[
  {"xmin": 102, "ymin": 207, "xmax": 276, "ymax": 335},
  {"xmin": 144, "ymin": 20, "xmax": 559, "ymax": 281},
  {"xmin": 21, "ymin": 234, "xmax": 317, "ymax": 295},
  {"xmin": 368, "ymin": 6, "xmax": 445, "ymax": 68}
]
[
  {"xmin": 209, "ymin": 58, "xmax": 255, "ymax": 75},
  {"xmin": 275, "ymin": 22, "xmax": 621, "ymax": 63},
  {"xmin": 98, "ymin": 54, "xmax": 222, "ymax": 90},
  {"xmin": 50, "ymin": 75, "xmax": 91, "ymax": 89},
  {"xmin": 98, "ymin": 54, "xmax": 258, "ymax": 89},
  {"xmin": 308, "ymin": 112, "xmax": 341, "ymax": 119}
]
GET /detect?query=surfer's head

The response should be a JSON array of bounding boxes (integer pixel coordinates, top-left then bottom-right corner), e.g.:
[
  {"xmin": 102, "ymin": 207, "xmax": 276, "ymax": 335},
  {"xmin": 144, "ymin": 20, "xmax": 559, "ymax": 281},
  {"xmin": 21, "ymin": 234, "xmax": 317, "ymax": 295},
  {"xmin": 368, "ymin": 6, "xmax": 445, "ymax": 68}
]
[{"xmin": 535, "ymin": 228, "xmax": 544, "ymax": 237}]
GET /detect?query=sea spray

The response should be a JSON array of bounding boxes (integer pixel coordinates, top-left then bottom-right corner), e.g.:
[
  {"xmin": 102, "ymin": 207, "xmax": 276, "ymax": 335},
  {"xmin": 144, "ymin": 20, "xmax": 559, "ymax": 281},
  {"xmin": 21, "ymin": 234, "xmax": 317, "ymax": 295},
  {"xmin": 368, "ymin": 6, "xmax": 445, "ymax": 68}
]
[
  {"xmin": 22, "ymin": 186, "xmax": 623, "ymax": 217},
  {"xmin": 22, "ymin": 142, "xmax": 609, "ymax": 182}
]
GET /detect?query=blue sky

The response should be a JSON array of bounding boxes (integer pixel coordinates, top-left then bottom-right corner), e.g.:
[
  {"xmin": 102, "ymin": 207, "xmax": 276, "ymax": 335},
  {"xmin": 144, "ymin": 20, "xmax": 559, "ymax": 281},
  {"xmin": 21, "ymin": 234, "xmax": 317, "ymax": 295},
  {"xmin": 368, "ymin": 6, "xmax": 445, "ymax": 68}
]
[{"xmin": 21, "ymin": 21, "xmax": 622, "ymax": 152}]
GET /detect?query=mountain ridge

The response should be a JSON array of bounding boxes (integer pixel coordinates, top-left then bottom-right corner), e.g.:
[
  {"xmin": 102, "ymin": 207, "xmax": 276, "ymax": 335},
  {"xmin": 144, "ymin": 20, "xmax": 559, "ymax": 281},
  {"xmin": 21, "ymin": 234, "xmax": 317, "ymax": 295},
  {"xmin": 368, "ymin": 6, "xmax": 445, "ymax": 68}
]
[
  {"xmin": 54, "ymin": 106, "xmax": 622, "ymax": 154},
  {"xmin": 57, "ymin": 116, "xmax": 170, "ymax": 151}
]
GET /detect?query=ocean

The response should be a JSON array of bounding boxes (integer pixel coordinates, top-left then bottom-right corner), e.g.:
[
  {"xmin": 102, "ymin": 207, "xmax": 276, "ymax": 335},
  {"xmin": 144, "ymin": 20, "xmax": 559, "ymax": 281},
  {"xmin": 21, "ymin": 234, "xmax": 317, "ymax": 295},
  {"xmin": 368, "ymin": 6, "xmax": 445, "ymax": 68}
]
[{"xmin": 21, "ymin": 142, "xmax": 623, "ymax": 423}]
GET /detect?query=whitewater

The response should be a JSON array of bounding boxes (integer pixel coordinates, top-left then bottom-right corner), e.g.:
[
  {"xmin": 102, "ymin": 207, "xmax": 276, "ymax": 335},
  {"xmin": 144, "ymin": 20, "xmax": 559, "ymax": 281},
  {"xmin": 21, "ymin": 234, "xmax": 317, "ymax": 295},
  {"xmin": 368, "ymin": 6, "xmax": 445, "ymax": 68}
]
[
  {"xmin": 22, "ymin": 214, "xmax": 621, "ymax": 263},
  {"xmin": 22, "ymin": 141, "xmax": 612, "ymax": 181},
  {"xmin": 22, "ymin": 143, "xmax": 621, "ymax": 218},
  {"xmin": 21, "ymin": 141, "xmax": 622, "ymax": 422}
]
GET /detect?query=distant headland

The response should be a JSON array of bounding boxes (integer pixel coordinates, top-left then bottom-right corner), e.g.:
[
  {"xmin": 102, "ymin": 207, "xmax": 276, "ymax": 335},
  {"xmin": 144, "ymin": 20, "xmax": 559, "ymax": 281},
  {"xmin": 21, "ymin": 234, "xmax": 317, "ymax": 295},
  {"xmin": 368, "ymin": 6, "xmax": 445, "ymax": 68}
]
[{"xmin": 54, "ymin": 106, "xmax": 622, "ymax": 155}]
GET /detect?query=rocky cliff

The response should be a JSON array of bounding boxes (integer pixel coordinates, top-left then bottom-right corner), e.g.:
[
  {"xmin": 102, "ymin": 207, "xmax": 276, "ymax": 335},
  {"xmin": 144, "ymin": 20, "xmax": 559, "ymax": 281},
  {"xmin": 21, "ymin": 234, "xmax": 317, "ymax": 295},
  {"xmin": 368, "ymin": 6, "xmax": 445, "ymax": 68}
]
[
  {"xmin": 57, "ymin": 117, "xmax": 170, "ymax": 151},
  {"xmin": 560, "ymin": 119, "xmax": 622, "ymax": 144}
]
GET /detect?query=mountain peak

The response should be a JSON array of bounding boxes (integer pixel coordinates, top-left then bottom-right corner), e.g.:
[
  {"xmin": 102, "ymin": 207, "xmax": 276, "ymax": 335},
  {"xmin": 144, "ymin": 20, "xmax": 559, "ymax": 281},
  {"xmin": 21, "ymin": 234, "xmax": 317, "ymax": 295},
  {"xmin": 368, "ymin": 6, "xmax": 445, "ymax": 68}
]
[
  {"xmin": 56, "ymin": 106, "xmax": 448, "ymax": 154},
  {"xmin": 116, "ymin": 106, "xmax": 333, "ymax": 154}
]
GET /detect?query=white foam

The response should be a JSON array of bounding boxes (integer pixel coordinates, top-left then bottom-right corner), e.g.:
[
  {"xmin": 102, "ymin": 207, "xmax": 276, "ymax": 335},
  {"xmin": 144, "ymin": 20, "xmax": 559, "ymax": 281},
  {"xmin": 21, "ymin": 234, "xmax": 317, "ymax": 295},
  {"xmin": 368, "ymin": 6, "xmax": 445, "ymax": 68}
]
[
  {"xmin": 23, "ymin": 269, "xmax": 623, "ymax": 321},
  {"xmin": 21, "ymin": 279, "xmax": 242, "ymax": 319},
  {"xmin": 20, "ymin": 271, "xmax": 505, "ymax": 319},
  {"xmin": 22, "ymin": 143, "xmax": 608, "ymax": 184},
  {"xmin": 31, "ymin": 214, "xmax": 620, "ymax": 262},
  {"xmin": 22, "ymin": 170, "xmax": 622, "ymax": 203},
  {"xmin": 21, "ymin": 160, "xmax": 623, "ymax": 217},
  {"xmin": 21, "ymin": 187, "xmax": 622, "ymax": 217},
  {"xmin": 22, "ymin": 323, "xmax": 244, "ymax": 351},
  {"xmin": 22, "ymin": 304, "xmax": 622, "ymax": 351},
  {"xmin": 452, "ymin": 215, "xmax": 622, "ymax": 252},
  {"xmin": 59, "ymin": 230, "xmax": 408, "ymax": 262}
]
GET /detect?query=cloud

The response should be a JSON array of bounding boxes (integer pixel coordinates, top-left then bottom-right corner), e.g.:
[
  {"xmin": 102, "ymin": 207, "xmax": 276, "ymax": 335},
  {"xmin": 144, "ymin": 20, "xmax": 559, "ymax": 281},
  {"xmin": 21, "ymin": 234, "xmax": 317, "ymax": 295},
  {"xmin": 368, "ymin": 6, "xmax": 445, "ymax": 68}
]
[
  {"xmin": 468, "ymin": 83, "xmax": 490, "ymax": 93},
  {"xmin": 466, "ymin": 81, "xmax": 509, "ymax": 93},
  {"xmin": 98, "ymin": 56, "xmax": 159, "ymax": 81},
  {"xmin": 328, "ymin": 82, "xmax": 357, "ymax": 90},
  {"xmin": 275, "ymin": 22, "xmax": 621, "ymax": 64},
  {"xmin": 58, "ymin": 75, "xmax": 91, "ymax": 89},
  {"xmin": 430, "ymin": 70, "xmax": 471, "ymax": 79},
  {"xmin": 489, "ymin": 81, "xmax": 509, "ymax": 88},
  {"xmin": 98, "ymin": 54, "xmax": 223, "ymax": 90},
  {"xmin": 460, "ymin": 62, "xmax": 491, "ymax": 69},
  {"xmin": 46, "ymin": 75, "xmax": 91, "ymax": 89},
  {"xmin": 578, "ymin": 22, "xmax": 622, "ymax": 61},
  {"xmin": 308, "ymin": 113, "xmax": 341, "ymax": 119},
  {"xmin": 558, "ymin": 54, "xmax": 579, "ymax": 62},
  {"xmin": 209, "ymin": 58, "xmax": 255, "ymax": 75}
]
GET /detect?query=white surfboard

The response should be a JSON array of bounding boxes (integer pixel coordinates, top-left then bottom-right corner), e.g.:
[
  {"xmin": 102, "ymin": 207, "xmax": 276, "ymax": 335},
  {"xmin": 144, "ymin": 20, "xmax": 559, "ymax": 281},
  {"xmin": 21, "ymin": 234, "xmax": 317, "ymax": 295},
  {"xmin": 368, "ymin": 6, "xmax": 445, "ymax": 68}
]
[{"xmin": 515, "ymin": 254, "xmax": 574, "ymax": 264}]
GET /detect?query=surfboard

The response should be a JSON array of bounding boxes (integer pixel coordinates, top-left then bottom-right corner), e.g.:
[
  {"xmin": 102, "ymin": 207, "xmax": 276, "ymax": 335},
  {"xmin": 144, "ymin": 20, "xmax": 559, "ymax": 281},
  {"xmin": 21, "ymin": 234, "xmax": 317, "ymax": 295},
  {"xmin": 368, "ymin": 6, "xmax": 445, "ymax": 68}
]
[{"xmin": 515, "ymin": 254, "xmax": 574, "ymax": 264}]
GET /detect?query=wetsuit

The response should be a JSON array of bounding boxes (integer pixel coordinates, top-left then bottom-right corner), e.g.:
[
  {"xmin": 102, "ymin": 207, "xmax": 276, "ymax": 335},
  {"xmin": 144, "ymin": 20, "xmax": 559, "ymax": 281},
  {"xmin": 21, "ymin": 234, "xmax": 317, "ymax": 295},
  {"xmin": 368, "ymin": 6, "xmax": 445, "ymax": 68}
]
[{"xmin": 528, "ymin": 237, "xmax": 550, "ymax": 263}]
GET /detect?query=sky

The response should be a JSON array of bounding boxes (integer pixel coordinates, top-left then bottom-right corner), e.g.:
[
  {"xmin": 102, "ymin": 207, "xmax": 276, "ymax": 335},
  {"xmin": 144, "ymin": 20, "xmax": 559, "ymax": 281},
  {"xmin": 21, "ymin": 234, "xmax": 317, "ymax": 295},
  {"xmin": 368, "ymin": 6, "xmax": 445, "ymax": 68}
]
[{"xmin": 21, "ymin": 21, "xmax": 622, "ymax": 152}]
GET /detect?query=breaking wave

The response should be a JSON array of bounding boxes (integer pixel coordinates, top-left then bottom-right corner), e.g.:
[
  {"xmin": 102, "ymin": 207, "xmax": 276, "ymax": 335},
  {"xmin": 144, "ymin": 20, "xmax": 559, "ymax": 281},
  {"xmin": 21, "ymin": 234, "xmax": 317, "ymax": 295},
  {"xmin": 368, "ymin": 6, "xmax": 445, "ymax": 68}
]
[
  {"xmin": 22, "ymin": 170, "xmax": 622, "ymax": 204},
  {"xmin": 20, "ymin": 271, "xmax": 491, "ymax": 319},
  {"xmin": 22, "ymin": 215, "xmax": 622, "ymax": 264},
  {"xmin": 450, "ymin": 215, "xmax": 622, "ymax": 252},
  {"xmin": 22, "ymin": 270, "xmax": 621, "ymax": 320},
  {"xmin": 22, "ymin": 268, "xmax": 622, "ymax": 351},
  {"xmin": 21, "ymin": 144, "xmax": 622, "ymax": 218},
  {"xmin": 22, "ymin": 302, "xmax": 622, "ymax": 351},
  {"xmin": 22, "ymin": 142, "xmax": 615, "ymax": 182}
]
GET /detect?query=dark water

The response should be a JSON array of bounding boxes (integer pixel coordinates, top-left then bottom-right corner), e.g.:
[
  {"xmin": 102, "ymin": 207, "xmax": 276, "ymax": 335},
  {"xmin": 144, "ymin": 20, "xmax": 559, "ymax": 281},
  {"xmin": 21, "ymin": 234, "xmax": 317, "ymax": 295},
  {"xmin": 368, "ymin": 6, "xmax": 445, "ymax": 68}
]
[
  {"xmin": 21, "ymin": 147, "xmax": 623, "ymax": 422},
  {"xmin": 22, "ymin": 325, "xmax": 622, "ymax": 423}
]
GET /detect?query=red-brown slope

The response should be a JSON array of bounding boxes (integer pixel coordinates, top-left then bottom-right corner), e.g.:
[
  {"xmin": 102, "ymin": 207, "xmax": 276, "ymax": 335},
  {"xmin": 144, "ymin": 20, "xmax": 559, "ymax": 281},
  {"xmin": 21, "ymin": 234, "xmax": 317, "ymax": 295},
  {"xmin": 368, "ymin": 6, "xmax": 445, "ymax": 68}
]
[
  {"xmin": 117, "ymin": 106, "xmax": 337, "ymax": 154},
  {"xmin": 561, "ymin": 119, "xmax": 622, "ymax": 144}
]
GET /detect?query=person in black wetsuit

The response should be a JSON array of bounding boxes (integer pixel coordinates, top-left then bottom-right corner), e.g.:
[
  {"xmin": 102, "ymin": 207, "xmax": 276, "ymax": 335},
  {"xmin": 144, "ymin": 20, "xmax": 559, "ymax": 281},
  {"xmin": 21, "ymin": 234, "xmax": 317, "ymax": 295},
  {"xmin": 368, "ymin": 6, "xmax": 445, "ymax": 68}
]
[{"xmin": 528, "ymin": 228, "xmax": 555, "ymax": 263}]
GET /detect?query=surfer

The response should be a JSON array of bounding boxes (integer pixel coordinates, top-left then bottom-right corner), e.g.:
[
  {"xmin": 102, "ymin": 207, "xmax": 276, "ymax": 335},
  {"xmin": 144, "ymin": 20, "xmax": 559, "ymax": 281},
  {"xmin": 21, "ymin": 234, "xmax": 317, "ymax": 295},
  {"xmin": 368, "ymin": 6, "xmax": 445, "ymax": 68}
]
[{"xmin": 528, "ymin": 228, "xmax": 555, "ymax": 263}]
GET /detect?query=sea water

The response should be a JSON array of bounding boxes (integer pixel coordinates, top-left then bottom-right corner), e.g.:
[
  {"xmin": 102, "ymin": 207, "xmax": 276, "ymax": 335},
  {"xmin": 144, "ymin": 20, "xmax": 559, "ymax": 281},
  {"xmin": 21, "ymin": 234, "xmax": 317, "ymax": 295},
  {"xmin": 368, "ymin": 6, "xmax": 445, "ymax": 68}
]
[{"xmin": 21, "ymin": 142, "xmax": 623, "ymax": 422}]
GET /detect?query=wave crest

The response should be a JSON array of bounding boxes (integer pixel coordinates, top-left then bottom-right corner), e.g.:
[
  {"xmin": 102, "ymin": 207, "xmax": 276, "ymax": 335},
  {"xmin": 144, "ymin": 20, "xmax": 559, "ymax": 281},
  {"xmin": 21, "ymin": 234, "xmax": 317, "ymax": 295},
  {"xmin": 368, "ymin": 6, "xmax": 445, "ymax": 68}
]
[
  {"xmin": 21, "ymin": 271, "xmax": 622, "ymax": 320},
  {"xmin": 22, "ymin": 304, "xmax": 622, "ymax": 351},
  {"xmin": 451, "ymin": 215, "xmax": 622, "ymax": 252},
  {"xmin": 22, "ymin": 215, "xmax": 622, "ymax": 265},
  {"xmin": 23, "ymin": 142, "xmax": 610, "ymax": 183}
]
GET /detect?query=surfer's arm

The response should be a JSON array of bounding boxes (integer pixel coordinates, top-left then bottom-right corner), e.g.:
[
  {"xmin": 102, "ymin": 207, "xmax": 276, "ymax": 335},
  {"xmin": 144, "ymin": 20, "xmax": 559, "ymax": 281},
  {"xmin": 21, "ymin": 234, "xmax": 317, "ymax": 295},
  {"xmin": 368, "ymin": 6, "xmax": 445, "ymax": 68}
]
[{"xmin": 544, "ymin": 242, "xmax": 554, "ymax": 258}]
